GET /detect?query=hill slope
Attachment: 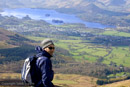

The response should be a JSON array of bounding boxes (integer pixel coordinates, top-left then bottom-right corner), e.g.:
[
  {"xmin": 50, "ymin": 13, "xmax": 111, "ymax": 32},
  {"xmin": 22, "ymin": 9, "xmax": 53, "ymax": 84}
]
[
  {"xmin": 0, "ymin": 28, "xmax": 33, "ymax": 49},
  {"xmin": 102, "ymin": 79, "xmax": 130, "ymax": 87}
]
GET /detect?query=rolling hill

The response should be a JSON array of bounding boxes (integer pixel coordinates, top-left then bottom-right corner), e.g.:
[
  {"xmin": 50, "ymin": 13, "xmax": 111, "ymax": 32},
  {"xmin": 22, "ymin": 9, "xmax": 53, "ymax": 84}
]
[
  {"xmin": 0, "ymin": 28, "xmax": 75, "ymax": 74},
  {"xmin": 102, "ymin": 79, "xmax": 130, "ymax": 87},
  {"xmin": 0, "ymin": 28, "xmax": 34, "ymax": 49},
  {"xmin": 78, "ymin": 3, "xmax": 129, "ymax": 16}
]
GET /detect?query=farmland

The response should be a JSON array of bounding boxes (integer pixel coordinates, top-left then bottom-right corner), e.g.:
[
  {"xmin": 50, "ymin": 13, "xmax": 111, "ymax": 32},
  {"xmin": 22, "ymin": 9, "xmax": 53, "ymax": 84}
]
[{"xmin": 26, "ymin": 34, "xmax": 130, "ymax": 67}]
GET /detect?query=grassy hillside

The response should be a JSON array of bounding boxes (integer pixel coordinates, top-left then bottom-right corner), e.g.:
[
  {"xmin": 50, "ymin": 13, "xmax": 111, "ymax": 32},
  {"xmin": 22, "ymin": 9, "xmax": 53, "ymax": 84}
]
[
  {"xmin": 0, "ymin": 28, "xmax": 17, "ymax": 48},
  {"xmin": 0, "ymin": 73, "xmax": 98, "ymax": 87},
  {"xmin": 0, "ymin": 28, "xmax": 34, "ymax": 49},
  {"xmin": 54, "ymin": 74, "xmax": 97, "ymax": 87},
  {"xmin": 1, "ymin": 72, "xmax": 130, "ymax": 87},
  {"xmin": 102, "ymin": 79, "xmax": 130, "ymax": 87}
]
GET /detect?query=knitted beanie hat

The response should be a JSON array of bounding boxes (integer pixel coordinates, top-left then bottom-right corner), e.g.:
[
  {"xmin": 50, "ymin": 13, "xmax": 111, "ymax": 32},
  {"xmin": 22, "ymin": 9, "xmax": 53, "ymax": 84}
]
[{"xmin": 41, "ymin": 39, "xmax": 54, "ymax": 49}]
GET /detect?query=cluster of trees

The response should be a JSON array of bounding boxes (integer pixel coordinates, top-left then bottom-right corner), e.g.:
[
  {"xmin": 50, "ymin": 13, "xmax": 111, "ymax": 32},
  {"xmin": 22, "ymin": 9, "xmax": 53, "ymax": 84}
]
[
  {"xmin": 0, "ymin": 46, "xmax": 35, "ymax": 64},
  {"xmin": 84, "ymin": 34, "xmax": 130, "ymax": 46},
  {"xmin": 97, "ymin": 76, "xmax": 130, "ymax": 85}
]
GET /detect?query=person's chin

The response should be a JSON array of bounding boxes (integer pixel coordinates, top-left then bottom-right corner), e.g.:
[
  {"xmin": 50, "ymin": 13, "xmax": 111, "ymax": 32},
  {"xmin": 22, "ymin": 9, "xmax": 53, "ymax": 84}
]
[{"xmin": 49, "ymin": 53, "xmax": 53, "ymax": 56}]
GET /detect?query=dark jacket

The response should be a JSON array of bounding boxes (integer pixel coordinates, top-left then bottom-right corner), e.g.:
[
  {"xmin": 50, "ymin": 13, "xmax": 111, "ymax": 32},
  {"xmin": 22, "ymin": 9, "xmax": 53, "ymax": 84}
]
[{"xmin": 34, "ymin": 46, "xmax": 54, "ymax": 87}]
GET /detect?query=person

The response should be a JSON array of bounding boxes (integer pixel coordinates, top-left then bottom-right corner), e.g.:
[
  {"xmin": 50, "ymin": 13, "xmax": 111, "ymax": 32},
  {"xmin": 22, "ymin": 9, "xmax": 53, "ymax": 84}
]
[{"xmin": 33, "ymin": 39, "xmax": 55, "ymax": 87}]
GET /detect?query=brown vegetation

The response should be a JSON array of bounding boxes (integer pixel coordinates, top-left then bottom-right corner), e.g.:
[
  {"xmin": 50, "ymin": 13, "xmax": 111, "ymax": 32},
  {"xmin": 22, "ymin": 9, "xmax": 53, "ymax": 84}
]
[
  {"xmin": 102, "ymin": 79, "xmax": 130, "ymax": 87},
  {"xmin": 0, "ymin": 73, "xmax": 98, "ymax": 87}
]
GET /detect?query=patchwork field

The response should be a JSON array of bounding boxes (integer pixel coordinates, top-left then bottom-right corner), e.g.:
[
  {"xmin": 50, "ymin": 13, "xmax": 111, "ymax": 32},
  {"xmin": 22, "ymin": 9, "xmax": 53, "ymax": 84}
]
[
  {"xmin": 100, "ymin": 30, "xmax": 130, "ymax": 37},
  {"xmin": 26, "ymin": 35, "xmax": 130, "ymax": 67}
]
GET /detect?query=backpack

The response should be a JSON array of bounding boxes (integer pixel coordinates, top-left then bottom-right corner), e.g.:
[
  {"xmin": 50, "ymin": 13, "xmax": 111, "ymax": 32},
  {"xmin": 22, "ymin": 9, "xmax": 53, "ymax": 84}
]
[{"xmin": 21, "ymin": 55, "xmax": 38, "ymax": 84}]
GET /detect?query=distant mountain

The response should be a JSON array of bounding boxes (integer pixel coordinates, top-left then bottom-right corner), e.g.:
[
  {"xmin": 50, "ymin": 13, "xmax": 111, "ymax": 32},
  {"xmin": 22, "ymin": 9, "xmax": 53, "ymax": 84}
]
[
  {"xmin": 81, "ymin": 3, "xmax": 105, "ymax": 14},
  {"xmin": 98, "ymin": 0, "xmax": 126, "ymax": 6},
  {"xmin": 0, "ymin": 0, "xmax": 23, "ymax": 9},
  {"xmin": 0, "ymin": 0, "xmax": 130, "ymax": 12},
  {"xmin": 0, "ymin": 1, "xmax": 8, "ymax": 8},
  {"xmin": 109, "ymin": 0, "xmax": 126, "ymax": 6},
  {"xmin": 0, "ymin": 0, "xmax": 130, "ymax": 26},
  {"xmin": 83, "ymin": 3, "xmax": 129, "ymax": 16}
]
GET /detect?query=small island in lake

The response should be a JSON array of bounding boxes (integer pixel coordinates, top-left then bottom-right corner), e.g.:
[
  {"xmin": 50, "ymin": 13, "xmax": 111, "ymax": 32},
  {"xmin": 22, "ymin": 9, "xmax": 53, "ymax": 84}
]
[
  {"xmin": 52, "ymin": 19, "xmax": 64, "ymax": 23},
  {"xmin": 45, "ymin": 14, "xmax": 50, "ymax": 17}
]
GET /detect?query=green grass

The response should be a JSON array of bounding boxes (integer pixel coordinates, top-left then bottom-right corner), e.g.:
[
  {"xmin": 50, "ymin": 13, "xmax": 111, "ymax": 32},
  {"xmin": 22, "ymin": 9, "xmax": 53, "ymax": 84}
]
[
  {"xmin": 103, "ymin": 47, "xmax": 130, "ymax": 66},
  {"xmin": 25, "ymin": 35, "xmax": 130, "ymax": 67},
  {"xmin": 56, "ymin": 39, "xmax": 130, "ymax": 67},
  {"xmin": 55, "ymin": 41, "xmax": 69, "ymax": 50},
  {"xmin": 100, "ymin": 30, "xmax": 130, "ymax": 37},
  {"xmin": 53, "ymin": 80, "xmax": 76, "ymax": 84},
  {"xmin": 55, "ymin": 39, "xmax": 110, "ymax": 62},
  {"xmin": 108, "ymin": 72, "xmax": 130, "ymax": 78}
]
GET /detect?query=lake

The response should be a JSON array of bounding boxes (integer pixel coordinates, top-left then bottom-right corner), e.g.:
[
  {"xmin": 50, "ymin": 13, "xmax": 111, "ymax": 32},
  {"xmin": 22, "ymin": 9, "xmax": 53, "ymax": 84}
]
[{"xmin": 0, "ymin": 8, "xmax": 115, "ymax": 29}]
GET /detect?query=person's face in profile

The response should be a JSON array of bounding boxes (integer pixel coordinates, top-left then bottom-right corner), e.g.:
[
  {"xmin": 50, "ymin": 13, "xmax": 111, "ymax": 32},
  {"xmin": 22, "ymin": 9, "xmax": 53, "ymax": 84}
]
[{"xmin": 44, "ymin": 44, "xmax": 55, "ymax": 56}]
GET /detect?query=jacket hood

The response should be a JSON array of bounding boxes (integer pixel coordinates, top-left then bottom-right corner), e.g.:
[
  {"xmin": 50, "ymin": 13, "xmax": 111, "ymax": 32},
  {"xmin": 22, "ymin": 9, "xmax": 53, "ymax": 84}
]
[
  {"xmin": 35, "ymin": 46, "xmax": 43, "ymax": 53},
  {"xmin": 35, "ymin": 46, "xmax": 52, "ymax": 58}
]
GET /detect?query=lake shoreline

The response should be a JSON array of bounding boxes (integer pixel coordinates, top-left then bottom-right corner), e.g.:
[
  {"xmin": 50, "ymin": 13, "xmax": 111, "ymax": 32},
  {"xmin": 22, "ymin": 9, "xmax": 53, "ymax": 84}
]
[{"xmin": 0, "ymin": 8, "xmax": 115, "ymax": 29}]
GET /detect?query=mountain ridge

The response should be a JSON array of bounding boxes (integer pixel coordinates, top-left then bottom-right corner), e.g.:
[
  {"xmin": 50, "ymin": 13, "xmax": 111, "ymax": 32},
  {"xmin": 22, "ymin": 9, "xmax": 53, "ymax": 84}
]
[
  {"xmin": 0, "ymin": 0, "xmax": 130, "ymax": 12},
  {"xmin": 1, "ymin": 0, "xmax": 130, "ymax": 27}
]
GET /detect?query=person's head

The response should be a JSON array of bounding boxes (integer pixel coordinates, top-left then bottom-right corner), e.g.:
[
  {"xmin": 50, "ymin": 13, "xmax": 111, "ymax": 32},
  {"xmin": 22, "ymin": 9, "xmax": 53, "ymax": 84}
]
[{"xmin": 41, "ymin": 39, "xmax": 55, "ymax": 56}]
